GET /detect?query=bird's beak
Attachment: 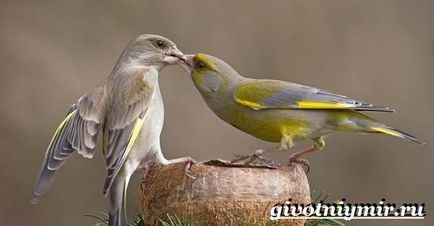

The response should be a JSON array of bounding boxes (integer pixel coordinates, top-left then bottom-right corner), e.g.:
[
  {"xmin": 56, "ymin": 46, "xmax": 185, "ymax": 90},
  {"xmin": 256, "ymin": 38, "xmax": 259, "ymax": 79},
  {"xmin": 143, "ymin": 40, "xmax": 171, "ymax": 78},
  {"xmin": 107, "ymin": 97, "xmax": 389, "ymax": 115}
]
[
  {"xmin": 163, "ymin": 47, "xmax": 186, "ymax": 64},
  {"xmin": 177, "ymin": 54, "xmax": 194, "ymax": 74}
]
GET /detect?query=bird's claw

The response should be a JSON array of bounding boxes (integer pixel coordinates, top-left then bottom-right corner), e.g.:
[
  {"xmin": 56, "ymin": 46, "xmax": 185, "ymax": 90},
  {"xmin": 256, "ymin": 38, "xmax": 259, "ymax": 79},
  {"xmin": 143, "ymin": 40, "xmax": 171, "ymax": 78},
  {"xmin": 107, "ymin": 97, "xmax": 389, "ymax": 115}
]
[
  {"xmin": 139, "ymin": 160, "xmax": 155, "ymax": 191},
  {"xmin": 231, "ymin": 149, "xmax": 278, "ymax": 168},
  {"xmin": 288, "ymin": 157, "xmax": 310, "ymax": 173},
  {"xmin": 184, "ymin": 158, "xmax": 197, "ymax": 180},
  {"xmin": 231, "ymin": 149, "xmax": 264, "ymax": 163}
]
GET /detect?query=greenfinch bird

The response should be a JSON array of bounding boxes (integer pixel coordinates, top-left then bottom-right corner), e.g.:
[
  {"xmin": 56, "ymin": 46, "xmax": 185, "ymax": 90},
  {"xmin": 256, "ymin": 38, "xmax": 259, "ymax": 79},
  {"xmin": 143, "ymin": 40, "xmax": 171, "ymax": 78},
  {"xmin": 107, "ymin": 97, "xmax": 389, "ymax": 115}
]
[
  {"xmin": 179, "ymin": 53, "xmax": 423, "ymax": 167},
  {"xmin": 32, "ymin": 34, "xmax": 194, "ymax": 226}
]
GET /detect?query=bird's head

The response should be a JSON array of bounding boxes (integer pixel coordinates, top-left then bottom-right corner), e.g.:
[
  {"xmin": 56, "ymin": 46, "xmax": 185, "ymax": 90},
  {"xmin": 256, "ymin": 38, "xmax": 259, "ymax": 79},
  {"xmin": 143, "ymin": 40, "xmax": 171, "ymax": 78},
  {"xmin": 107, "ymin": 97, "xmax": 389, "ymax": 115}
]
[
  {"xmin": 119, "ymin": 34, "xmax": 185, "ymax": 71},
  {"xmin": 179, "ymin": 53, "xmax": 243, "ymax": 95}
]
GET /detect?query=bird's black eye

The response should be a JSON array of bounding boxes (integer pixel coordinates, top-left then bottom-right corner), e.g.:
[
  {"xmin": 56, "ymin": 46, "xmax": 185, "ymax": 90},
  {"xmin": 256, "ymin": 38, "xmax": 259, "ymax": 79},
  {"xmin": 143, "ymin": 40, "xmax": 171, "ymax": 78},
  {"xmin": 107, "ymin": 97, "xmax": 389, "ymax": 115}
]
[
  {"xmin": 154, "ymin": 39, "xmax": 166, "ymax": 49},
  {"xmin": 195, "ymin": 61, "xmax": 206, "ymax": 69}
]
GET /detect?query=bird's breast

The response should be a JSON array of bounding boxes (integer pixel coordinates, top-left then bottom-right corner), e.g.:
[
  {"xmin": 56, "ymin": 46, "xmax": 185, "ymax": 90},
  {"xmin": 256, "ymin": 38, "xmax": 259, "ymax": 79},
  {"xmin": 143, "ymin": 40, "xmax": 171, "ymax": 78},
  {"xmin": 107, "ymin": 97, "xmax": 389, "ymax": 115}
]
[
  {"xmin": 215, "ymin": 105, "xmax": 339, "ymax": 143},
  {"xmin": 131, "ymin": 90, "xmax": 164, "ymax": 157}
]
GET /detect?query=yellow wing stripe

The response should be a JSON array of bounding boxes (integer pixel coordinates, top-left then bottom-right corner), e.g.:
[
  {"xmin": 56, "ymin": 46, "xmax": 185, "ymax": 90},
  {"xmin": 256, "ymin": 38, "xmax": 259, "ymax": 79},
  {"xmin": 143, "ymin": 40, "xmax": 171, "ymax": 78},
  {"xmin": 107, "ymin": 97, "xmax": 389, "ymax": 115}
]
[
  {"xmin": 296, "ymin": 101, "xmax": 352, "ymax": 109},
  {"xmin": 124, "ymin": 116, "xmax": 145, "ymax": 158},
  {"xmin": 236, "ymin": 99, "xmax": 353, "ymax": 110},
  {"xmin": 47, "ymin": 110, "xmax": 77, "ymax": 148},
  {"xmin": 235, "ymin": 98, "xmax": 264, "ymax": 109},
  {"xmin": 370, "ymin": 127, "xmax": 403, "ymax": 138}
]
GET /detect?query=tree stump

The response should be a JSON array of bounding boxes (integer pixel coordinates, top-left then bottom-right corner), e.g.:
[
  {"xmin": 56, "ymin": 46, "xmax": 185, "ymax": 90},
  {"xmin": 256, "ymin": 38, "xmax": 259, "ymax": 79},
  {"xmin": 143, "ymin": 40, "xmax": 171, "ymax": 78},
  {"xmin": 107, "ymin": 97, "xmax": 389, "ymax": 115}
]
[{"xmin": 138, "ymin": 160, "xmax": 311, "ymax": 226}]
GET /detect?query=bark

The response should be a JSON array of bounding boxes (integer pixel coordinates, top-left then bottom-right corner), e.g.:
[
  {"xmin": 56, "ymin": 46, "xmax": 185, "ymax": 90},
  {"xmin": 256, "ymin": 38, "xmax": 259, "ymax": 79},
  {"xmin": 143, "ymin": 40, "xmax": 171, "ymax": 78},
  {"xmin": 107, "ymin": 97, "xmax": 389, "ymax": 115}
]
[{"xmin": 138, "ymin": 160, "xmax": 311, "ymax": 226}]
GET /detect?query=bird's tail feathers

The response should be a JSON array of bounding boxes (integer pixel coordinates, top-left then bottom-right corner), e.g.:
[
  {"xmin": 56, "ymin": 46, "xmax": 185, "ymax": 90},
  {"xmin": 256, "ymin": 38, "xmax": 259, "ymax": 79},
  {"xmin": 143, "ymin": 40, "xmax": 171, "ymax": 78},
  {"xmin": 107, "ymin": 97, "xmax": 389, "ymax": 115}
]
[
  {"xmin": 108, "ymin": 176, "xmax": 128, "ymax": 226},
  {"xmin": 342, "ymin": 112, "xmax": 424, "ymax": 145},
  {"xmin": 370, "ymin": 126, "xmax": 425, "ymax": 145}
]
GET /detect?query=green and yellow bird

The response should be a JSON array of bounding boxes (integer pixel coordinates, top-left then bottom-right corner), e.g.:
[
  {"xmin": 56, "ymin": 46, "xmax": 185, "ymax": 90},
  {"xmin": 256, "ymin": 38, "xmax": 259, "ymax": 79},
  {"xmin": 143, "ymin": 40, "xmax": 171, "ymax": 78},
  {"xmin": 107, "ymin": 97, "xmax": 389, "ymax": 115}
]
[{"xmin": 179, "ymin": 53, "xmax": 424, "ymax": 167}]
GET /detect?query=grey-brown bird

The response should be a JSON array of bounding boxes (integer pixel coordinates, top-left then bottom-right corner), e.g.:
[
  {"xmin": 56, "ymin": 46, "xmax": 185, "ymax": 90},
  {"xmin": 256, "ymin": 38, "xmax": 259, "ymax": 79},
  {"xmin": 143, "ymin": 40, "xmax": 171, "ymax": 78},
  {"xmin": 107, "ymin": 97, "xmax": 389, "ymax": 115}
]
[{"xmin": 31, "ymin": 34, "xmax": 194, "ymax": 226}]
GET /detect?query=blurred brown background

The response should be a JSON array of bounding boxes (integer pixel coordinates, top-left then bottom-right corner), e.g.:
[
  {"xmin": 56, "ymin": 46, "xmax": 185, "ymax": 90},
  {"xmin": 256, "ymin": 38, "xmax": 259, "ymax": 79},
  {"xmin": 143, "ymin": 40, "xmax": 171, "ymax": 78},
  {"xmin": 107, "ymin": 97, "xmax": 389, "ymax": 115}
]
[{"xmin": 1, "ymin": 0, "xmax": 433, "ymax": 225}]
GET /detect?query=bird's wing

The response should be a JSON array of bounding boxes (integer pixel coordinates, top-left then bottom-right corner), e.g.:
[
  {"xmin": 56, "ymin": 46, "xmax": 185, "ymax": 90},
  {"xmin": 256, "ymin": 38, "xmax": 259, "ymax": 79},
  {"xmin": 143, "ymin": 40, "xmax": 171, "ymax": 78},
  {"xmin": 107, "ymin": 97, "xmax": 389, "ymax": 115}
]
[
  {"xmin": 32, "ymin": 87, "xmax": 105, "ymax": 203},
  {"xmin": 233, "ymin": 79, "xmax": 394, "ymax": 112},
  {"xmin": 102, "ymin": 69, "xmax": 157, "ymax": 195}
]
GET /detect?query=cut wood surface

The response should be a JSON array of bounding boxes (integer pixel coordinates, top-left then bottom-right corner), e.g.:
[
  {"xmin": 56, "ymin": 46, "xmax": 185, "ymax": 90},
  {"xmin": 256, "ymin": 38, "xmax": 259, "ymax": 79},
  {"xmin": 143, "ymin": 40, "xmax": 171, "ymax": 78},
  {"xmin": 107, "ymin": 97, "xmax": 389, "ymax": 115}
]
[{"xmin": 138, "ymin": 159, "xmax": 311, "ymax": 226}]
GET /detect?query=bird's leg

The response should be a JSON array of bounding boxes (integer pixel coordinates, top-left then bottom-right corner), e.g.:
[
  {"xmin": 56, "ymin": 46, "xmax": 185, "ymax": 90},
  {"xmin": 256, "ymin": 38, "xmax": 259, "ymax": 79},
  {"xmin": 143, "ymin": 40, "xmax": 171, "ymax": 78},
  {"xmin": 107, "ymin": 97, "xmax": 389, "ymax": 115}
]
[
  {"xmin": 165, "ymin": 157, "xmax": 197, "ymax": 179},
  {"xmin": 231, "ymin": 135, "xmax": 294, "ymax": 167},
  {"xmin": 231, "ymin": 147, "xmax": 280, "ymax": 166},
  {"xmin": 287, "ymin": 146, "xmax": 314, "ymax": 172},
  {"xmin": 153, "ymin": 150, "xmax": 197, "ymax": 179},
  {"xmin": 288, "ymin": 136, "xmax": 325, "ymax": 173}
]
